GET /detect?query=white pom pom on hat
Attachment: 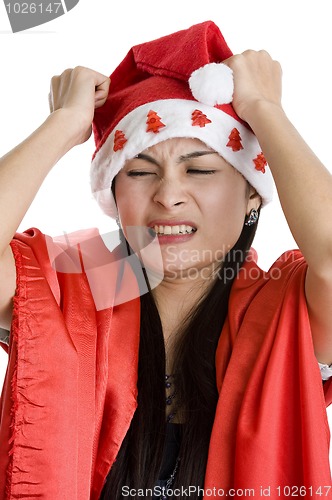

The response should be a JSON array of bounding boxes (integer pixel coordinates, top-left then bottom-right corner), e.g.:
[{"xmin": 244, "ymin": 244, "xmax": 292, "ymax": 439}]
[{"xmin": 189, "ymin": 63, "xmax": 234, "ymax": 106}]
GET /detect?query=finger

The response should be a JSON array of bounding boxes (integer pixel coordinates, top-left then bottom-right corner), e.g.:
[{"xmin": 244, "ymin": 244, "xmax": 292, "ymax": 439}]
[
  {"xmin": 49, "ymin": 74, "xmax": 61, "ymax": 112},
  {"xmin": 92, "ymin": 71, "xmax": 110, "ymax": 88},
  {"xmin": 94, "ymin": 89, "xmax": 109, "ymax": 108},
  {"xmin": 94, "ymin": 77, "xmax": 110, "ymax": 108},
  {"xmin": 48, "ymin": 91, "xmax": 53, "ymax": 113},
  {"xmin": 95, "ymin": 76, "xmax": 110, "ymax": 96}
]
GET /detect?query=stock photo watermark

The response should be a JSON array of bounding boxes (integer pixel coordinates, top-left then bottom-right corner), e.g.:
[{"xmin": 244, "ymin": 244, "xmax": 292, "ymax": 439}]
[
  {"xmin": 3, "ymin": 0, "xmax": 79, "ymax": 32},
  {"xmin": 122, "ymin": 485, "xmax": 332, "ymax": 497},
  {"xmin": 44, "ymin": 227, "xmax": 296, "ymax": 311}
]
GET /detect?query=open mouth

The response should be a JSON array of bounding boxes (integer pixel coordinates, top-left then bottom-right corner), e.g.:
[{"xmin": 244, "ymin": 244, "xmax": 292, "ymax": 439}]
[{"xmin": 151, "ymin": 224, "xmax": 197, "ymax": 236}]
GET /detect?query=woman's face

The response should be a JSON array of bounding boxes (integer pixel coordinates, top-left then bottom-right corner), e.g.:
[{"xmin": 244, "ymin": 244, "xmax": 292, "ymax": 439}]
[{"xmin": 115, "ymin": 137, "xmax": 259, "ymax": 281}]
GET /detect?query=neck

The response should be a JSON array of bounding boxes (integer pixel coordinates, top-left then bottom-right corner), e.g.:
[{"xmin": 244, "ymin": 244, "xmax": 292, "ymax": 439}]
[{"xmin": 151, "ymin": 270, "xmax": 215, "ymax": 351}]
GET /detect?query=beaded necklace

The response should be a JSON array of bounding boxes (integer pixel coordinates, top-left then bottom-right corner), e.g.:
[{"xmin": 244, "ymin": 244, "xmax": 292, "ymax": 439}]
[
  {"xmin": 160, "ymin": 374, "xmax": 181, "ymax": 500},
  {"xmin": 160, "ymin": 456, "xmax": 181, "ymax": 500},
  {"xmin": 165, "ymin": 374, "xmax": 177, "ymax": 423}
]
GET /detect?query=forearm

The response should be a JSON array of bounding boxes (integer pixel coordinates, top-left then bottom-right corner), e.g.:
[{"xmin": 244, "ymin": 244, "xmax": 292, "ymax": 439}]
[
  {"xmin": 0, "ymin": 109, "xmax": 82, "ymax": 256},
  {"xmin": 248, "ymin": 101, "xmax": 332, "ymax": 273}
]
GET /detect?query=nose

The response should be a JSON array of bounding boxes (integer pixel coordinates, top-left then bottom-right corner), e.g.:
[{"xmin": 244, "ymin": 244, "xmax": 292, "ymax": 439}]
[{"xmin": 153, "ymin": 178, "xmax": 188, "ymax": 209}]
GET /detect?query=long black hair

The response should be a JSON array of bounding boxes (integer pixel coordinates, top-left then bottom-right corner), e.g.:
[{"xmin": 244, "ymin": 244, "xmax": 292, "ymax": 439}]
[{"xmin": 100, "ymin": 209, "xmax": 260, "ymax": 499}]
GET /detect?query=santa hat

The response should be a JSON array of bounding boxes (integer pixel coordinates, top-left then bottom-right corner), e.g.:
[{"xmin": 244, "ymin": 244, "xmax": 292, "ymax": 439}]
[{"xmin": 91, "ymin": 21, "xmax": 274, "ymax": 217}]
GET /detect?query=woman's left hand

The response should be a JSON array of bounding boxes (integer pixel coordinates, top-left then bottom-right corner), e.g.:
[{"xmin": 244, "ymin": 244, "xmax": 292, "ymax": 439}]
[
  {"xmin": 223, "ymin": 50, "xmax": 283, "ymax": 124},
  {"xmin": 225, "ymin": 51, "xmax": 332, "ymax": 366}
]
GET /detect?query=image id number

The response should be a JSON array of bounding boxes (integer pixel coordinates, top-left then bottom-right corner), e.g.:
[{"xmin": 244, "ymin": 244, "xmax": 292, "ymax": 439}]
[
  {"xmin": 5, "ymin": 3, "xmax": 62, "ymax": 14},
  {"xmin": 276, "ymin": 485, "xmax": 332, "ymax": 496}
]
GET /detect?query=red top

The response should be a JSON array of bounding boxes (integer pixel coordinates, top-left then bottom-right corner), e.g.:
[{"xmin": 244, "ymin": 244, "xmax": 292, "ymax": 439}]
[{"xmin": 0, "ymin": 228, "xmax": 331, "ymax": 499}]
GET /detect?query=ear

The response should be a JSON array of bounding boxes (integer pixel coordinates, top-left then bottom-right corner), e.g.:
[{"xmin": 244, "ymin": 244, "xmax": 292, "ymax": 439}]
[{"xmin": 246, "ymin": 185, "xmax": 262, "ymax": 215}]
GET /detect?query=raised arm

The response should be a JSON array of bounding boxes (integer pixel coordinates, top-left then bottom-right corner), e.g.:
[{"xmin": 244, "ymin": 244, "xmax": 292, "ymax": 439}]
[
  {"xmin": 225, "ymin": 50, "xmax": 332, "ymax": 364},
  {"xmin": 0, "ymin": 67, "xmax": 110, "ymax": 331}
]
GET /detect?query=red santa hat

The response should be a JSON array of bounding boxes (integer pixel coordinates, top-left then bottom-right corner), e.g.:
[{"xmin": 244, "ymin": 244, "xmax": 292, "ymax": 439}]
[{"xmin": 91, "ymin": 21, "xmax": 274, "ymax": 217}]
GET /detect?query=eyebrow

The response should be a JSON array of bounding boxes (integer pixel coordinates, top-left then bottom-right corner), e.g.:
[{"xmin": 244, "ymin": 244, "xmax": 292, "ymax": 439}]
[
  {"xmin": 134, "ymin": 151, "xmax": 217, "ymax": 166},
  {"xmin": 177, "ymin": 151, "xmax": 217, "ymax": 162}
]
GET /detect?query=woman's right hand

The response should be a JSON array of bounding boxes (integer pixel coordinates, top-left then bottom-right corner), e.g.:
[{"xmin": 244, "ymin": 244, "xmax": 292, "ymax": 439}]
[
  {"xmin": 0, "ymin": 67, "xmax": 110, "ymax": 332},
  {"xmin": 48, "ymin": 66, "xmax": 110, "ymax": 145}
]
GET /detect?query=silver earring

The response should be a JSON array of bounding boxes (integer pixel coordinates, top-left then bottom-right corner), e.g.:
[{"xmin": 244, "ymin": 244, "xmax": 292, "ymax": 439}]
[
  {"xmin": 115, "ymin": 215, "xmax": 121, "ymax": 227},
  {"xmin": 245, "ymin": 208, "xmax": 259, "ymax": 226}
]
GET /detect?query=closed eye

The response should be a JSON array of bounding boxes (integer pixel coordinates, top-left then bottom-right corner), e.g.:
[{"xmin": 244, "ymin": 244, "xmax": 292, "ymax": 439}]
[
  {"xmin": 187, "ymin": 169, "xmax": 215, "ymax": 175},
  {"xmin": 127, "ymin": 171, "xmax": 155, "ymax": 177}
]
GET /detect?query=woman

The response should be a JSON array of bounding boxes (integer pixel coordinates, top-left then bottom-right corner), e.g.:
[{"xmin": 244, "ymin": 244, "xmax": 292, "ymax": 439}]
[{"xmin": 0, "ymin": 21, "xmax": 331, "ymax": 499}]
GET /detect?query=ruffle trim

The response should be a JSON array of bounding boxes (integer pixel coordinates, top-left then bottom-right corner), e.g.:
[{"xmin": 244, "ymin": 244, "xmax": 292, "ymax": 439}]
[{"xmin": 5, "ymin": 241, "xmax": 27, "ymax": 498}]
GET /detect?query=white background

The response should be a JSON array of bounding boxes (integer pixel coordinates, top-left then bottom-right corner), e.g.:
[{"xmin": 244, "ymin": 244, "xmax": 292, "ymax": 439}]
[{"xmin": 0, "ymin": 0, "xmax": 332, "ymax": 464}]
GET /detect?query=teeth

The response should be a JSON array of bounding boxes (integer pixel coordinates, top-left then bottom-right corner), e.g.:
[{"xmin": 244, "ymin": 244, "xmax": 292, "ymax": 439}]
[{"xmin": 153, "ymin": 224, "xmax": 196, "ymax": 235}]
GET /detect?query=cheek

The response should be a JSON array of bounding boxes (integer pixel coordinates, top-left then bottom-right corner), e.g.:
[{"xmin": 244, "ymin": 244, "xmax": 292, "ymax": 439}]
[
  {"xmin": 115, "ymin": 180, "xmax": 153, "ymax": 253},
  {"xmin": 202, "ymin": 182, "xmax": 247, "ymax": 242},
  {"xmin": 117, "ymin": 200, "xmax": 148, "ymax": 233},
  {"xmin": 203, "ymin": 181, "xmax": 247, "ymax": 218},
  {"xmin": 115, "ymin": 178, "xmax": 144, "ymax": 223},
  {"xmin": 116, "ymin": 200, "xmax": 151, "ymax": 256}
]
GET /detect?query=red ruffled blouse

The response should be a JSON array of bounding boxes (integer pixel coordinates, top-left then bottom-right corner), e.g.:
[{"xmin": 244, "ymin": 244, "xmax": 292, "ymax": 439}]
[{"xmin": 0, "ymin": 228, "xmax": 331, "ymax": 499}]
